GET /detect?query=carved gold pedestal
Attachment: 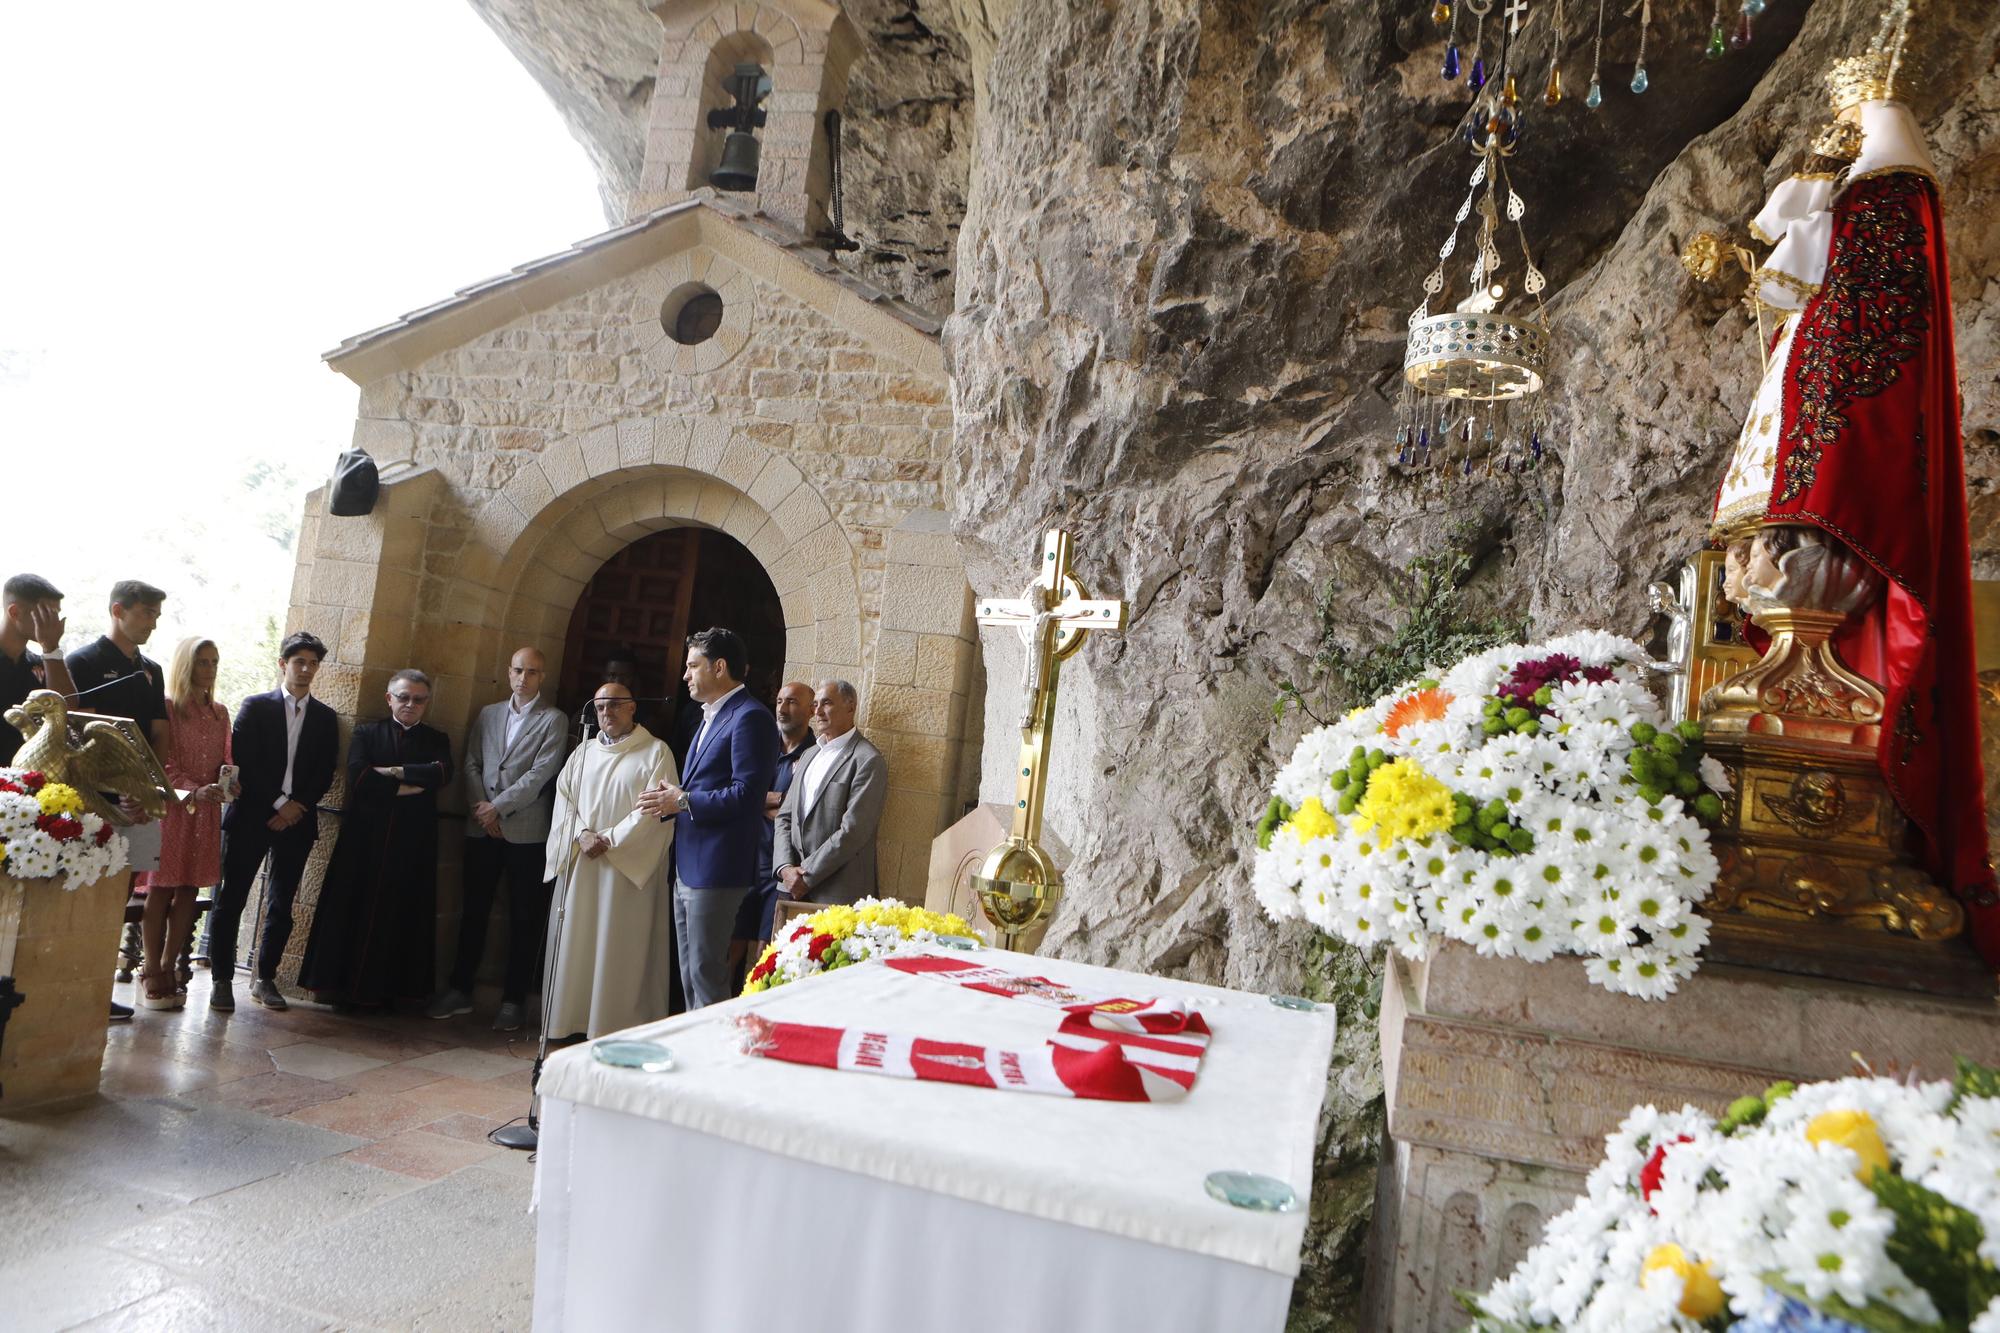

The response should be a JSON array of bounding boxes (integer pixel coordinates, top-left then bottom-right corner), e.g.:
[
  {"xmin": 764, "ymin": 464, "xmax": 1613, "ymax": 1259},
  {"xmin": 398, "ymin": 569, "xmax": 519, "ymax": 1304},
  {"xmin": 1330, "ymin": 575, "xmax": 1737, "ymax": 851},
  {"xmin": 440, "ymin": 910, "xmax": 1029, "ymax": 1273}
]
[
  {"xmin": 1701, "ymin": 606, "xmax": 1884, "ymax": 747},
  {"xmin": 1702, "ymin": 733, "xmax": 1991, "ymax": 997}
]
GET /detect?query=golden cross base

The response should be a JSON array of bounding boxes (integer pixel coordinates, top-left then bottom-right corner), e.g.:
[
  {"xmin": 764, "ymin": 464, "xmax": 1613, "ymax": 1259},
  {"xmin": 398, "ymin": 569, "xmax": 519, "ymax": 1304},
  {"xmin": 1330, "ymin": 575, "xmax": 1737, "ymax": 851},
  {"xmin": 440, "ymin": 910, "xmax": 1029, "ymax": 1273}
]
[
  {"xmin": 1699, "ymin": 730, "xmax": 1990, "ymax": 997},
  {"xmin": 972, "ymin": 837, "xmax": 1062, "ymax": 952},
  {"xmin": 1700, "ymin": 607, "xmax": 1886, "ymax": 749}
]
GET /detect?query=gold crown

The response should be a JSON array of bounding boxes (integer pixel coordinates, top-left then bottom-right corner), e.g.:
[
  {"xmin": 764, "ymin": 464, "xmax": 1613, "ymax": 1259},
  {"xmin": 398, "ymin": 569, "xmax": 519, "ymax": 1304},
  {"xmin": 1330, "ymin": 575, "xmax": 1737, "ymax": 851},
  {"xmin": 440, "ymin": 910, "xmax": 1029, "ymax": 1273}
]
[
  {"xmin": 1810, "ymin": 119, "xmax": 1864, "ymax": 161},
  {"xmin": 1825, "ymin": 50, "xmax": 1894, "ymax": 113}
]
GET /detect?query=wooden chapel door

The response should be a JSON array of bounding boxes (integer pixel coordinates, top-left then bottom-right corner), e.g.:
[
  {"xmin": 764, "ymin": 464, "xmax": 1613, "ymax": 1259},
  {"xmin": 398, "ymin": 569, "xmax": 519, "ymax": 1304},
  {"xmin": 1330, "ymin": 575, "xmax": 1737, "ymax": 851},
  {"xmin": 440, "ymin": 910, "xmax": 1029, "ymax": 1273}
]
[{"xmin": 557, "ymin": 527, "xmax": 702, "ymax": 716}]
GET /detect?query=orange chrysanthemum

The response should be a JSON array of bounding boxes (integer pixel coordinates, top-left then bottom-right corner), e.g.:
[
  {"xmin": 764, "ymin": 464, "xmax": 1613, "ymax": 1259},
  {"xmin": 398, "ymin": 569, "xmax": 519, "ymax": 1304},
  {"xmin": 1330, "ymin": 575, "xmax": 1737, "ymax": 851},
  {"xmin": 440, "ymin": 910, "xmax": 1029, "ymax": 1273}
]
[{"xmin": 1383, "ymin": 687, "xmax": 1454, "ymax": 739}]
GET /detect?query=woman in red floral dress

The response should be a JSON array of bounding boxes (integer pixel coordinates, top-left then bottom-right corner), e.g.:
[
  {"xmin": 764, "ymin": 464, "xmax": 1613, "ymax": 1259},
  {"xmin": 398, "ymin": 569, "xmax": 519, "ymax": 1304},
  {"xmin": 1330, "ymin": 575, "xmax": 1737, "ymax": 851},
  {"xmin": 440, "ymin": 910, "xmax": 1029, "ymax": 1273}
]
[{"xmin": 141, "ymin": 637, "xmax": 230, "ymax": 1009}]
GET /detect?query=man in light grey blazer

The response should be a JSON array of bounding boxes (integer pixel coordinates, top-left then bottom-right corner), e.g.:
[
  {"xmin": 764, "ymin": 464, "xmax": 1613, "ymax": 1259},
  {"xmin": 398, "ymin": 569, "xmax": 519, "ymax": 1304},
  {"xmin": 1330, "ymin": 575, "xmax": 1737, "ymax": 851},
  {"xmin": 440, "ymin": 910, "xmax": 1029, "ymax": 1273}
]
[
  {"xmin": 430, "ymin": 647, "xmax": 569, "ymax": 1031},
  {"xmin": 774, "ymin": 679, "xmax": 888, "ymax": 907}
]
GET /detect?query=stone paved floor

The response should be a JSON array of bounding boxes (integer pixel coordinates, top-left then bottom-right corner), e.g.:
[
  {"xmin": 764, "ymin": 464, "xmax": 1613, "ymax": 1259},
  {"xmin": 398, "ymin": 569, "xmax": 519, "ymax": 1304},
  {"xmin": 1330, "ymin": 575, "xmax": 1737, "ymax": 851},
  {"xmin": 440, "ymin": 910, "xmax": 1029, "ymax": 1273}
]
[{"xmin": 0, "ymin": 969, "xmax": 544, "ymax": 1331}]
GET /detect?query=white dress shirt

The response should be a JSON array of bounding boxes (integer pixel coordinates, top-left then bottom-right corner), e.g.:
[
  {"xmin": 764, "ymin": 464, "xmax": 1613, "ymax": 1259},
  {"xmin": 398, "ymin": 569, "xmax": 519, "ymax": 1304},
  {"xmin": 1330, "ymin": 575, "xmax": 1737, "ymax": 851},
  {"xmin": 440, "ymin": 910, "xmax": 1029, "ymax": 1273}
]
[
  {"xmin": 689, "ymin": 683, "xmax": 745, "ymax": 764},
  {"xmin": 275, "ymin": 688, "xmax": 309, "ymax": 811},
  {"xmin": 798, "ymin": 727, "xmax": 858, "ymax": 817},
  {"xmin": 504, "ymin": 693, "xmax": 535, "ymax": 752}
]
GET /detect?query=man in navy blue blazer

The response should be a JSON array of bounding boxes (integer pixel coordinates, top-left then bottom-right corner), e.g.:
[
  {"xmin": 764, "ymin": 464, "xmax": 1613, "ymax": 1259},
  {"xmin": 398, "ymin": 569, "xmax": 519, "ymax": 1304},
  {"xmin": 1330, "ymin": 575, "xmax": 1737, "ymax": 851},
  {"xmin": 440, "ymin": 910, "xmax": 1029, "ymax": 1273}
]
[
  {"xmin": 209, "ymin": 632, "xmax": 341, "ymax": 1012},
  {"xmin": 636, "ymin": 627, "xmax": 777, "ymax": 1009}
]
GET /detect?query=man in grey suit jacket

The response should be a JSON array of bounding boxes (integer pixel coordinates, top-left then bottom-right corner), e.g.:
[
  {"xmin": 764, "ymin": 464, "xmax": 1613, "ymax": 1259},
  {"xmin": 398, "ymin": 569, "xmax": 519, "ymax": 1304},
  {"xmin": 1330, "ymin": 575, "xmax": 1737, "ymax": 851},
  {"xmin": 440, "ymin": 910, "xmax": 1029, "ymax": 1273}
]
[
  {"xmin": 430, "ymin": 648, "xmax": 568, "ymax": 1031},
  {"xmin": 774, "ymin": 679, "xmax": 888, "ymax": 906}
]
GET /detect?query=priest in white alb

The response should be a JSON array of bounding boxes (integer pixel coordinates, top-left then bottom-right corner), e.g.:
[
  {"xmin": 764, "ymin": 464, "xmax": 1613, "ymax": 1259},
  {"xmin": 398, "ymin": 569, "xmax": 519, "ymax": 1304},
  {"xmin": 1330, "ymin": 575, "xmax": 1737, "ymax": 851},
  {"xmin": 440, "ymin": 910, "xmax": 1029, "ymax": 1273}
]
[{"xmin": 542, "ymin": 681, "xmax": 678, "ymax": 1038}]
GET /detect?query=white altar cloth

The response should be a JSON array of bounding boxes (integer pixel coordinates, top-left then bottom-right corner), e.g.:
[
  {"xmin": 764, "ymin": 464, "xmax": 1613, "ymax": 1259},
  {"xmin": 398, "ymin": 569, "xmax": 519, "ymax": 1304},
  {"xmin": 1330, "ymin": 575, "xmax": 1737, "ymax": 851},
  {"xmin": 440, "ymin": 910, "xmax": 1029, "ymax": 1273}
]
[{"xmin": 532, "ymin": 949, "xmax": 1338, "ymax": 1332}]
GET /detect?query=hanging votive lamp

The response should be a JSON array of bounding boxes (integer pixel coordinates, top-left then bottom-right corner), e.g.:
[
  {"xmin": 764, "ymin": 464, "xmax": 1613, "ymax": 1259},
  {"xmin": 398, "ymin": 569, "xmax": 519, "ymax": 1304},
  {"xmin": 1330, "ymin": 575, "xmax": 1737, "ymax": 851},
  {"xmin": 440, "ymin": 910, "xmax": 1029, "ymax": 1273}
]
[{"xmin": 1393, "ymin": 0, "xmax": 1554, "ymax": 479}]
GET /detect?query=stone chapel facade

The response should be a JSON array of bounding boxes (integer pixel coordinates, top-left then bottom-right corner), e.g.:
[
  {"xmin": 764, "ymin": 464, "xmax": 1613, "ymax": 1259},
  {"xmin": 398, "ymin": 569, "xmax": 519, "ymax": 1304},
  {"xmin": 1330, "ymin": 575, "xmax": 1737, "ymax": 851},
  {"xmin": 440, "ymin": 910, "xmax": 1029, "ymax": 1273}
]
[{"xmin": 274, "ymin": 0, "xmax": 980, "ymax": 987}]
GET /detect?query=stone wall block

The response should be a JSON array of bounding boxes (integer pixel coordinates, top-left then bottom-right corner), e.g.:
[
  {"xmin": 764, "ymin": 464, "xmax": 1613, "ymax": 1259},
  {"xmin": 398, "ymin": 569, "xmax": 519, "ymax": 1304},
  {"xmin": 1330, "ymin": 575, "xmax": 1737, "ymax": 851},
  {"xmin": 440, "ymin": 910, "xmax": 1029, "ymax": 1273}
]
[
  {"xmin": 722, "ymin": 494, "xmax": 767, "ymax": 543},
  {"xmin": 659, "ymin": 474, "xmax": 705, "ymax": 521},
  {"xmin": 616, "ymin": 417, "xmax": 653, "ymax": 467},
  {"xmin": 500, "ymin": 463, "xmax": 556, "ymax": 522},
  {"xmin": 716, "ymin": 438, "xmax": 767, "ymax": 492},
  {"xmin": 869, "ymin": 685, "xmax": 954, "ymax": 738},
  {"xmin": 653, "ymin": 419, "xmax": 693, "ymax": 467},
  {"xmin": 539, "ymin": 438, "xmax": 590, "ymax": 498},
  {"xmin": 352, "ymin": 416, "xmax": 418, "ymax": 462},
  {"xmin": 815, "ymin": 615, "xmax": 861, "ymax": 668},
  {"xmin": 872, "ymin": 629, "xmax": 918, "ymax": 686},
  {"xmin": 308, "ymin": 558, "xmax": 379, "ymax": 611},
  {"xmin": 688, "ymin": 482, "xmax": 733, "ymax": 528},
  {"xmin": 468, "ymin": 502, "xmax": 532, "ymax": 571},
  {"xmin": 879, "ymin": 785, "xmax": 944, "ymax": 841},
  {"xmin": 878, "ymin": 730, "xmax": 950, "ymax": 795},
  {"xmin": 747, "ymin": 454, "xmax": 803, "ymax": 512},
  {"xmin": 880, "ymin": 565, "xmax": 970, "ymax": 636},
  {"xmin": 772, "ymin": 485, "xmax": 833, "ymax": 541},
  {"xmin": 883, "ymin": 527, "xmax": 963, "ymax": 571},
  {"xmin": 687, "ymin": 417, "xmax": 730, "ymax": 473},
  {"xmin": 783, "ymin": 623, "xmax": 816, "ymax": 665},
  {"xmin": 913, "ymin": 633, "xmax": 969, "ymax": 695},
  {"xmin": 579, "ymin": 423, "xmax": 622, "ymax": 477}
]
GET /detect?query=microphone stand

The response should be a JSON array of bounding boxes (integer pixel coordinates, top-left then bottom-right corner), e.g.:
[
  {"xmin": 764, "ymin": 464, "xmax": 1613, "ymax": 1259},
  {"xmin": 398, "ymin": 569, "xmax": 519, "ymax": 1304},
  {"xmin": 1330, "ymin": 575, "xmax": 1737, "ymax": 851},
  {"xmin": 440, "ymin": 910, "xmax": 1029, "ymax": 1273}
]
[{"xmin": 493, "ymin": 816, "xmax": 589, "ymax": 1152}]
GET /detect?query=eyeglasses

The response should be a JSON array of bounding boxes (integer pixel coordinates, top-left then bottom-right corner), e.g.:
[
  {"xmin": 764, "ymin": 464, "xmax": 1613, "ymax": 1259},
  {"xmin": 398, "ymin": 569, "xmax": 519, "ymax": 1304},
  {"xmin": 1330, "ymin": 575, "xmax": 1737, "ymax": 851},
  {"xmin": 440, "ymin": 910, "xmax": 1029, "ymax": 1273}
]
[
  {"xmin": 592, "ymin": 698, "xmax": 635, "ymax": 709},
  {"xmin": 390, "ymin": 693, "xmax": 430, "ymax": 705}
]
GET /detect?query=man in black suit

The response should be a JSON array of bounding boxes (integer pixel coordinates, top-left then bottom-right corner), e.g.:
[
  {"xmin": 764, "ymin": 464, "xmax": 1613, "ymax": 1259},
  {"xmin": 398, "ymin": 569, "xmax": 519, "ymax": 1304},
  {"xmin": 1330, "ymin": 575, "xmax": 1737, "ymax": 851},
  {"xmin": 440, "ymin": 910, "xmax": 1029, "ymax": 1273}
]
[{"xmin": 208, "ymin": 631, "xmax": 340, "ymax": 1012}]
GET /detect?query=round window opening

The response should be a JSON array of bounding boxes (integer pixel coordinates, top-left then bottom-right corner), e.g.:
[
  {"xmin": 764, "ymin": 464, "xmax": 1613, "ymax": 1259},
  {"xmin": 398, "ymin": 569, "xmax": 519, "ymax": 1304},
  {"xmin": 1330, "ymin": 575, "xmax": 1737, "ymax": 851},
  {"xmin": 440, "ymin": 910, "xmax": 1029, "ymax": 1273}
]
[{"xmin": 664, "ymin": 287, "xmax": 724, "ymax": 346}]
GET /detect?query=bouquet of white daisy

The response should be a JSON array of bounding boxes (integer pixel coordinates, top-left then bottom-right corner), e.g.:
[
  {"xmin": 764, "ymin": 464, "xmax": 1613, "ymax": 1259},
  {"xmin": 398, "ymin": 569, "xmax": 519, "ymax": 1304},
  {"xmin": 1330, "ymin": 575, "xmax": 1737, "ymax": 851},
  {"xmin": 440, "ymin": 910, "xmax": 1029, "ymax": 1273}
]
[
  {"xmin": 0, "ymin": 767, "xmax": 130, "ymax": 889},
  {"xmin": 1250, "ymin": 631, "xmax": 1729, "ymax": 998},
  {"xmin": 1464, "ymin": 1059, "xmax": 2000, "ymax": 1331}
]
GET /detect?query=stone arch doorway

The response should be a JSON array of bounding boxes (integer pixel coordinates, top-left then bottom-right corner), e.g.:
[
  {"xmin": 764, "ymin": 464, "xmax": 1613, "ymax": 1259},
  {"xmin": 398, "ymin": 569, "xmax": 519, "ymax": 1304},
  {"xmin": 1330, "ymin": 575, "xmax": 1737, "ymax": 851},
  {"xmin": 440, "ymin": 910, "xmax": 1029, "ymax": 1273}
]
[{"xmin": 557, "ymin": 526, "xmax": 786, "ymax": 749}]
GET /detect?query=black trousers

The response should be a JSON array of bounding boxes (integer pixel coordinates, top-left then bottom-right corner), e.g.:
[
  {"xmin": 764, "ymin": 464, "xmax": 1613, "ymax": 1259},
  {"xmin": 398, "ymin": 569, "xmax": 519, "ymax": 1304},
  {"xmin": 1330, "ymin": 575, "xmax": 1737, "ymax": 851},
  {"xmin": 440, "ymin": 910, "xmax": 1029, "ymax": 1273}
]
[
  {"xmin": 449, "ymin": 836, "xmax": 553, "ymax": 1004},
  {"xmin": 211, "ymin": 817, "xmax": 315, "ymax": 982}
]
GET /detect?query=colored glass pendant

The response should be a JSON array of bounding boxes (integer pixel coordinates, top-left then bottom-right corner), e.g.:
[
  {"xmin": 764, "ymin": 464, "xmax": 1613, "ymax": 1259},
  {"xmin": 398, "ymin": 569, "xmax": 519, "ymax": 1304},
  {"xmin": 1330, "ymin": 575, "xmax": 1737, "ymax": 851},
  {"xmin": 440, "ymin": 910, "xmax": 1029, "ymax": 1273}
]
[
  {"xmin": 1443, "ymin": 43, "xmax": 1461, "ymax": 80},
  {"xmin": 1705, "ymin": 22, "xmax": 1727, "ymax": 59},
  {"xmin": 1432, "ymin": 1, "xmax": 1451, "ymax": 24},
  {"xmin": 1544, "ymin": 67, "xmax": 1563, "ymax": 107},
  {"xmin": 1730, "ymin": 12, "xmax": 1754, "ymax": 48},
  {"xmin": 1585, "ymin": 77, "xmax": 1603, "ymax": 108},
  {"xmin": 1502, "ymin": 73, "xmax": 1518, "ymax": 108},
  {"xmin": 1740, "ymin": 0, "xmax": 1766, "ymax": 15},
  {"xmin": 1630, "ymin": 64, "xmax": 1650, "ymax": 94},
  {"xmin": 1469, "ymin": 56, "xmax": 1487, "ymax": 90}
]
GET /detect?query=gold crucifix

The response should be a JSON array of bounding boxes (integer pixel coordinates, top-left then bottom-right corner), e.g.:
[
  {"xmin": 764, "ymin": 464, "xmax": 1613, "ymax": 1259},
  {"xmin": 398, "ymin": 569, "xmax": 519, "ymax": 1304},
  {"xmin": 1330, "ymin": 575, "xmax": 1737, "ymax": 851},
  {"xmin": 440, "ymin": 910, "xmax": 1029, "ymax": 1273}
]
[{"xmin": 971, "ymin": 528, "xmax": 1127, "ymax": 948}]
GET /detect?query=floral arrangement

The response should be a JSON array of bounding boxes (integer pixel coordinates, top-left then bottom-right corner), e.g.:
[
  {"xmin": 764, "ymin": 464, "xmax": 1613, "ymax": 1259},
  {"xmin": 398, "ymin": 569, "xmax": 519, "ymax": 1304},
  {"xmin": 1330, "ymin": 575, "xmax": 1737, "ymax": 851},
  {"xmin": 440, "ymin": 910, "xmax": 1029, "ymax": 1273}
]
[
  {"xmin": 0, "ymin": 768, "xmax": 129, "ymax": 889},
  {"xmin": 1250, "ymin": 631, "xmax": 1730, "ymax": 998},
  {"xmin": 744, "ymin": 897, "xmax": 977, "ymax": 995},
  {"xmin": 1464, "ymin": 1059, "xmax": 2000, "ymax": 1332}
]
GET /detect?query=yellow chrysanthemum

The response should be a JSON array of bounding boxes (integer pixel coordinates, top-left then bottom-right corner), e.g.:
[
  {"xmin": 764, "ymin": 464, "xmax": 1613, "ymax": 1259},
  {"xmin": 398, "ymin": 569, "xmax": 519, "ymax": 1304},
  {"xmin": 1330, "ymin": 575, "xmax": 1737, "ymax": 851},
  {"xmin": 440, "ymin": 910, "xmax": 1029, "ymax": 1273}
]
[
  {"xmin": 1352, "ymin": 759, "xmax": 1454, "ymax": 845},
  {"xmin": 35, "ymin": 783, "xmax": 85, "ymax": 817},
  {"xmin": 1283, "ymin": 797, "xmax": 1340, "ymax": 845},
  {"xmin": 1640, "ymin": 1244, "xmax": 1725, "ymax": 1319},
  {"xmin": 1806, "ymin": 1108, "xmax": 1891, "ymax": 1180}
]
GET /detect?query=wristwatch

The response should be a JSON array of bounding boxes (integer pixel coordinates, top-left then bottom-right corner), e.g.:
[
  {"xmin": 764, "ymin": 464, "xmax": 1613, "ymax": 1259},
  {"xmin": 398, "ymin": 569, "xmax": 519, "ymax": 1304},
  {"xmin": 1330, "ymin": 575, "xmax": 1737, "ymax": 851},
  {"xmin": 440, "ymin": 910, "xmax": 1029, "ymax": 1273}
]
[{"xmin": 677, "ymin": 791, "xmax": 691, "ymax": 812}]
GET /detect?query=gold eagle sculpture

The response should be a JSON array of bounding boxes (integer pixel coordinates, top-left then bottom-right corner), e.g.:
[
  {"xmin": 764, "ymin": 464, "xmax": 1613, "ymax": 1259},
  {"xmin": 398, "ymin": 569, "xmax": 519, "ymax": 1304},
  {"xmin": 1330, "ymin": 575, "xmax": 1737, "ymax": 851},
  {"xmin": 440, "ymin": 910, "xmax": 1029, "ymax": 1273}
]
[{"xmin": 4, "ymin": 689, "xmax": 171, "ymax": 824}]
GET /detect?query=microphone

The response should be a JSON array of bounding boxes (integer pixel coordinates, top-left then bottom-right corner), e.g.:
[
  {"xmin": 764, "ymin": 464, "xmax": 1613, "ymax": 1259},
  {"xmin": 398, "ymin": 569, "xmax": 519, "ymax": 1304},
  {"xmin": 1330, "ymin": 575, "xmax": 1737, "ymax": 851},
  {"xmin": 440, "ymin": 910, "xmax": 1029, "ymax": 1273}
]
[{"xmin": 64, "ymin": 669, "xmax": 151, "ymax": 705}]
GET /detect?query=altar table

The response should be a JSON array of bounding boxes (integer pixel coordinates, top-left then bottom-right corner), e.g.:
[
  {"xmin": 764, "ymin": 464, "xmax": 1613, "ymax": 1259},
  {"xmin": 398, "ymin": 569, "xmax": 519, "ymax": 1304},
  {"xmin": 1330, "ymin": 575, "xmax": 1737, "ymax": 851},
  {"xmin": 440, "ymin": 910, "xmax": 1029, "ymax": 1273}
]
[{"xmin": 532, "ymin": 949, "xmax": 1338, "ymax": 1332}]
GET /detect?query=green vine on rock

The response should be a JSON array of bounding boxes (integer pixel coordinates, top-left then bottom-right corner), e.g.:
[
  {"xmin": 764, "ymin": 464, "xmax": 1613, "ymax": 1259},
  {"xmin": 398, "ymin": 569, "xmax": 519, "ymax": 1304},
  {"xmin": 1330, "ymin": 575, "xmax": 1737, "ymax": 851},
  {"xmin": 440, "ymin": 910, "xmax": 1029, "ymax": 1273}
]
[{"xmin": 1274, "ymin": 539, "xmax": 1528, "ymax": 727}]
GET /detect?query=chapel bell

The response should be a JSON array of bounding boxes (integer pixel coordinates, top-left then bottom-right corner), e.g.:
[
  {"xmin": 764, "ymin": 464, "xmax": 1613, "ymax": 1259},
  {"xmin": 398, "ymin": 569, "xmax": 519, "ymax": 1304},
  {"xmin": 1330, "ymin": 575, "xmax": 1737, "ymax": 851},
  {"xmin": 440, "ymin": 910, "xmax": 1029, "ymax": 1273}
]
[{"xmin": 707, "ymin": 63, "xmax": 770, "ymax": 192}]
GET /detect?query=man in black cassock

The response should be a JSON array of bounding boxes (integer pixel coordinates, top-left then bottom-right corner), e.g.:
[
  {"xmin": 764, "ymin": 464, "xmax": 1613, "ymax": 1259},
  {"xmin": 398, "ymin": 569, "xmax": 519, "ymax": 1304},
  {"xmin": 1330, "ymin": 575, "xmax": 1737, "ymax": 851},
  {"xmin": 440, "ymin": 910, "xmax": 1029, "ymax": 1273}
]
[{"xmin": 299, "ymin": 668, "xmax": 451, "ymax": 1008}]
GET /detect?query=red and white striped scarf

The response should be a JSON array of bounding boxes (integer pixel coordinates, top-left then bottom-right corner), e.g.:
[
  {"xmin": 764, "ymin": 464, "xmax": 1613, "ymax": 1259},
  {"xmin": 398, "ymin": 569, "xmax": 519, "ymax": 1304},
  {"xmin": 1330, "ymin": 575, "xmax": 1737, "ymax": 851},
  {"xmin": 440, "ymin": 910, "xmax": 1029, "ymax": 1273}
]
[{"xmin": 736, "ymin": 954, "xmax": 1211, "ymax": 1103}]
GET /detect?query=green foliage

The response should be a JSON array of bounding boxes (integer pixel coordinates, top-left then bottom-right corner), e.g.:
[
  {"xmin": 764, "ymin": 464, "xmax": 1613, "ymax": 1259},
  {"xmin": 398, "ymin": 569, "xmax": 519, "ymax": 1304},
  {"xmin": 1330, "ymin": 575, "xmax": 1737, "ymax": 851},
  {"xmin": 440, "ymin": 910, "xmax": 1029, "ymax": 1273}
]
[
  {"xmin": 1952, "ymin": 1057, "xmax": 2000, "ymax": 1108},
  {"xmin": 1275, "ymin": 540, "xmax": 1527, "ymax": 727},
  {"xmin": 1868, "ymin": 1170, "xmax": 2000, "ymax": 1326}
]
